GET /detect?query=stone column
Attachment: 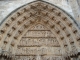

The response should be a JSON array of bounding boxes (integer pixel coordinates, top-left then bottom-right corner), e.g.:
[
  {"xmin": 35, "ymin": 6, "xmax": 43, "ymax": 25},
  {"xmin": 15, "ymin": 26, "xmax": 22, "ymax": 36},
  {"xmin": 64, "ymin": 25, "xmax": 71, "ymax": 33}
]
[{"xmin": 68, "ymin": 0, "xmax": 80, "ymax": 26}]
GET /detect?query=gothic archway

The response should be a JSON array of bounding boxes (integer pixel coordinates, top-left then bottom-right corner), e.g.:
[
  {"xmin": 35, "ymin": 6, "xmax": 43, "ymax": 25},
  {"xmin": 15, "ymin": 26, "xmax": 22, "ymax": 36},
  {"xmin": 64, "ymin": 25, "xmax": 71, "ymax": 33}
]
[{"xmin": 0, "ymin": 0, "xmax": 80, "ymax": 60}]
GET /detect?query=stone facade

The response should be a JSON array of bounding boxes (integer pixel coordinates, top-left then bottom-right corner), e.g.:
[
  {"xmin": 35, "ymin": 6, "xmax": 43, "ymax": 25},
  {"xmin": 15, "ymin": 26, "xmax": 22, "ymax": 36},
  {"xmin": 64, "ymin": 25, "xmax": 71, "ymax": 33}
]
[
  {"xmin": 15, "ymin": 24, "xmax": 62, "ymax": 60},
  {"xmin": 0, "ymin": 0, "xmax": 80, "ymax": 60},
  {"xmin": 0, "ymin": 0, "xmax": 72, "ymax": 23},
  {"xmin": 68, "ymin": 0, "xmax": 80, "ymax": 28}
]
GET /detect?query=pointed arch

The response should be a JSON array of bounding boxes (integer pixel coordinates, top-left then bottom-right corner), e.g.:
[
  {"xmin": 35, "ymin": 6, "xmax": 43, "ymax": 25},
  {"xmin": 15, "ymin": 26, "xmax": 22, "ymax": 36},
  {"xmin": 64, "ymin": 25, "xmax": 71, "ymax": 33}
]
[{"xmin": 0, "ymin": 0, "xmax": 80, "ymax": 58}]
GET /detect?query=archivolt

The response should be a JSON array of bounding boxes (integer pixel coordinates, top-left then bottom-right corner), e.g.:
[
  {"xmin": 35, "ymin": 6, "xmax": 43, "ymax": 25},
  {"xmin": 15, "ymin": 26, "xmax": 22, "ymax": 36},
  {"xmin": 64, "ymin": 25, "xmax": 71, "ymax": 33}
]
[{"xmin": 0, "ymin": 0, "xmax": 80, "ymax": 58}]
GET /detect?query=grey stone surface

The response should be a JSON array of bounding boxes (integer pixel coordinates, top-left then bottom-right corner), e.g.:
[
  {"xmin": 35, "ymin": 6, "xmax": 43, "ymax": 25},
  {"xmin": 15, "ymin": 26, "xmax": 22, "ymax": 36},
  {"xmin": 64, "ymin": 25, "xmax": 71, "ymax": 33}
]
[{"xmin": 0, "ymin": 0, "xmax": 73, "ymax": 23}]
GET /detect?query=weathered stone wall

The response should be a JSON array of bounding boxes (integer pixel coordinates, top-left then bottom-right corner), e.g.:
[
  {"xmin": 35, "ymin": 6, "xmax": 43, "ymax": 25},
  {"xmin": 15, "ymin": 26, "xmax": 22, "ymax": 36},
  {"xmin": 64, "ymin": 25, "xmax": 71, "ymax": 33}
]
[
  {"xmin": 0, "ymin": 0, "xmax": 73, "ymax": 23},
  {"xmin": 77, "ymin": 0, "xmax": 80, "ymax": 9},
  {"xmin": 0, "ymin": 0, "xmax": 80, "ymax": 60},
  {"xmin": 68, "ymin": 0, "xmax": 80, "ymax": 28}
]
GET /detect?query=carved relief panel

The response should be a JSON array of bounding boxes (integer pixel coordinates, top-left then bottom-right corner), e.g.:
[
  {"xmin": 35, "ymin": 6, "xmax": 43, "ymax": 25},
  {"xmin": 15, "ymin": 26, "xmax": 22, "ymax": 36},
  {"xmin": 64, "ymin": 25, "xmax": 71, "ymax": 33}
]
[{"xmin": 16, "ymin": 24, "xmax": 63, "ymax": 60}]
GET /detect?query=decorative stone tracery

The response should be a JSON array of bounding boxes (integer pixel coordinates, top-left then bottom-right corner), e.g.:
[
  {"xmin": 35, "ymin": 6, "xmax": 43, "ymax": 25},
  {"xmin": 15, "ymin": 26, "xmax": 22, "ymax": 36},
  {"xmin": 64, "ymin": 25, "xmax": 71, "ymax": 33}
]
[{"xmin": 0, "ymin": 0, "xmax": 80, "ymax": 60}]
